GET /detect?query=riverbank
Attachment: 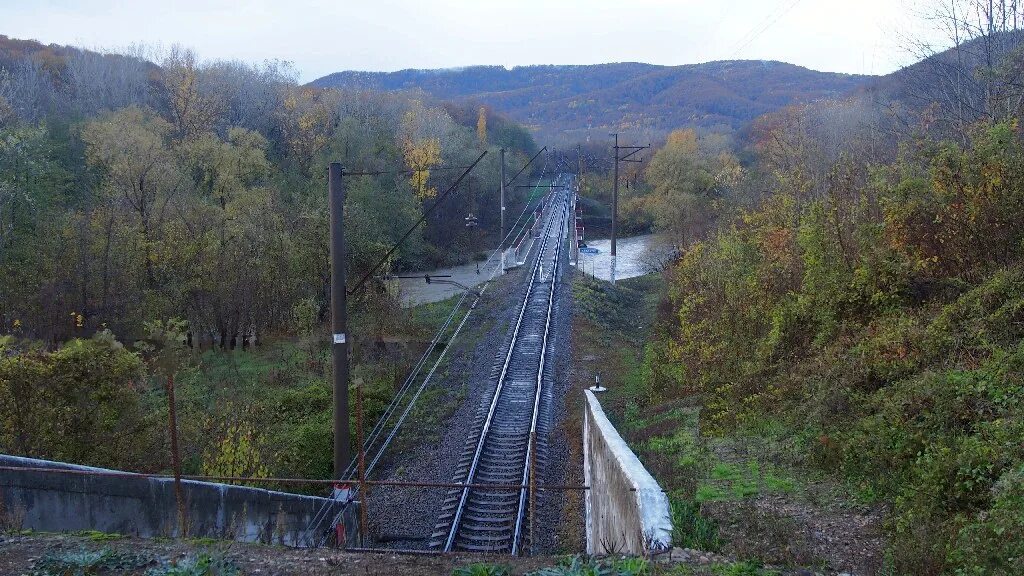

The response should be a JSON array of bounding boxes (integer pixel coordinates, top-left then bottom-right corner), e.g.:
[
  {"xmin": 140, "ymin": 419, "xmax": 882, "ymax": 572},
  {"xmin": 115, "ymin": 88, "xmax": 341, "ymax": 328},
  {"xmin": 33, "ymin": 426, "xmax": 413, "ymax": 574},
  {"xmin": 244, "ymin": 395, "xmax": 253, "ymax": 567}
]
[
  {"xmin": 569, "ymin": 272, "xmax": 885, "ymax": 575},
  {"xmin": 573, "ymin": 234, "xmax": 674, "ymax": 283}
]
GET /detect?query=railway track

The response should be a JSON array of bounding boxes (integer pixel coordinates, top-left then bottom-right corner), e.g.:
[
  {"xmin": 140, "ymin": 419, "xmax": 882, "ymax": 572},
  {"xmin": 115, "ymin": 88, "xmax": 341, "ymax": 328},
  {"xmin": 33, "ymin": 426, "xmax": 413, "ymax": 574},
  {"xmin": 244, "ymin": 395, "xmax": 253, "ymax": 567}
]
[{"xmin": 429, "ymin": 175, "xmax": 571, "ymax": 554}]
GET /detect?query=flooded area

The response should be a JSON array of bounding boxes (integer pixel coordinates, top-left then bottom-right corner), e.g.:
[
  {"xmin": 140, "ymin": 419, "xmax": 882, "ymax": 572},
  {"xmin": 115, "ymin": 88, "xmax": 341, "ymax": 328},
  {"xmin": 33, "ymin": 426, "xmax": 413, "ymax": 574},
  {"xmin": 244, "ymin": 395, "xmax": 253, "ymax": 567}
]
[
  {"xmin": 396, "ymin": 250, "xmax": 502, "ymax": 306},
  {"xmin": 572, "ymin": 233, "xmax": 672, "ymax": 282},
  {"xmin": 396, "ymin": 234, "xmax": 670, "ymax": 306}
]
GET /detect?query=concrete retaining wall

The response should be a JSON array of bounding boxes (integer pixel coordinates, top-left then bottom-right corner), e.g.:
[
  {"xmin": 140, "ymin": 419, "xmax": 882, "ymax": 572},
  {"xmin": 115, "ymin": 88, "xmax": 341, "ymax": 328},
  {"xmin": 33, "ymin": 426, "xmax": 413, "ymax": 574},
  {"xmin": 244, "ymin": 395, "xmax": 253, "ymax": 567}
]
[
  {"xmin": 583, "ymin": 390, "xmax": 672, "ymax": 554},
  {"xmin": 0, "ymin": 455, "xmax": 354, "ymax": 547}
]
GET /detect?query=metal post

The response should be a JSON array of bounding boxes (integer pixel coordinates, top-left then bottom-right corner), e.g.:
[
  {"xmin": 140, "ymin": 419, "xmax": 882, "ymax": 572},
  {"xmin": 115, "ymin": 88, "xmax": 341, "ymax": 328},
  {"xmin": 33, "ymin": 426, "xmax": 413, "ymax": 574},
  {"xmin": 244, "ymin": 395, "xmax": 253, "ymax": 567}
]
[
  {"xmin": 166, "ymin": 374, "xmax": 186, "ymax": 537},
  {"xmin": 612, "ymin": 134, "xmax": 618, "ymax": 258},
  {"xmin": 500, "ymin": 148, "xmax": 506, "ymax": 274},
  {"xmin": 611, "ymin": 134, "xmax": 619, "ymax": 285},
  {"xmin": 329, "ymin": 162, "xmax": 350, "ymax": 478},
  {"xmin": 355, "ymin": 381, "xmax": 368, "ymax": 546}
]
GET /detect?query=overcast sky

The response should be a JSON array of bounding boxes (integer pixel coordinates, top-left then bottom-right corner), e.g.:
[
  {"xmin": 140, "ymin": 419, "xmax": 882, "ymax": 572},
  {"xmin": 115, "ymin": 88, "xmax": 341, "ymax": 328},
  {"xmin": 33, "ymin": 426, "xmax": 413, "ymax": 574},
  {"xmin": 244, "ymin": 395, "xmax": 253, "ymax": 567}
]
[{"xmin": 2, "ymin": 0, "xmax": 942, "ymax": 82}]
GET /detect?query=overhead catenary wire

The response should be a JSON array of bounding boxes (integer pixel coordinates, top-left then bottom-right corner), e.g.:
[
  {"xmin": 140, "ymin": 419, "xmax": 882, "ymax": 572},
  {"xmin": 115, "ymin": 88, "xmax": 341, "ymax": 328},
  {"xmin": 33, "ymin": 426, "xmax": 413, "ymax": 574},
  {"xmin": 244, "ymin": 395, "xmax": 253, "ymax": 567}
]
[
  {"xmin": 730, "ymin": 0, "xmax": 802, "ymax": 57},
  {"xmin": 348, "ymin": 145, "xmax": 548, "ymax": 296},
  {"xmin": 346, "ymin": 153, "xmax": 552, "ymax": 467},
  {"xmin": 340, "ymin": 156, "xmax": 553, "ymax": 482},
  {"xmin": 360, "ymin": 164, "xmax": 554, "ymax": 479},
  {"xmin": 348, "ymin": 150, "xmax": 488, "ymax": 296},
  {"xmin": 330, "ymin": 153, "xmax": 551, "ymax": 485},
  {"xmin": 311, "ymin": 172, "xmax": 555, "ymax": 548},
  {"xmin": 306, "ymin": 154, "xmax": 553, "ymax": 544}
]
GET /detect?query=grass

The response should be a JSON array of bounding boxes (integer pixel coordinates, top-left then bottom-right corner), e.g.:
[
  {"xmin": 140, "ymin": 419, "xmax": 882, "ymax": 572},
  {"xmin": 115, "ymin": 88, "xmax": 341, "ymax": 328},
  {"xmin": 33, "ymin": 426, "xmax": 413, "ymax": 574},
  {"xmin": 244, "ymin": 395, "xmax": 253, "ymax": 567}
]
[
  {"xmin": 670, "ymin": 496, "xmax": 722, "ymax": 551},
  {"xmin": 526, "ymin": 555, "xmax": 649, "ymax": 576},
  {"xmin": 28, "ymin": 546, "xmax": 242, "ymax": 576},
  {"xmin": 452, "ymin": 563, "xmax": 511, "ymax": 576},
  {"xmin": 72, "ymin": 530, "xmax": 124, "ymax": 542},
  {"xmin": 569, "ymin": 270, "xmax": 817, "ymax": 565},
  {"xmin": 28, "ymin": 547, "xmax": 150, "ymax": 576},
  {"xmin": 695, "ymin": 458, "xmax": 799, "ymax": 503},
  {"xmin": 150, "ymin": 289, "xmax": 471, "ymax": 490}
]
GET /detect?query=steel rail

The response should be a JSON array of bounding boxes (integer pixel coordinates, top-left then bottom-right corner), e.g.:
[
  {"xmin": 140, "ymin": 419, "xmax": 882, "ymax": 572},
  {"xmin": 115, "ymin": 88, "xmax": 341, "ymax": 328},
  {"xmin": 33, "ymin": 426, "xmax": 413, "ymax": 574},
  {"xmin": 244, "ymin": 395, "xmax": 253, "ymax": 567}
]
[
  {"xmin": 511, "ymin": 180, "xmax": 567, "ymax": 555},
  {"xmin": 440, "ymin": 175, "xmax": 569, "ymax": 553},
  {"xmin": 340, "ymin": 166, "xmax": 554, "ymax": 482},
  {"xmin": 307, "ymin": 168, "xmax": 556, "ymax": 547}
]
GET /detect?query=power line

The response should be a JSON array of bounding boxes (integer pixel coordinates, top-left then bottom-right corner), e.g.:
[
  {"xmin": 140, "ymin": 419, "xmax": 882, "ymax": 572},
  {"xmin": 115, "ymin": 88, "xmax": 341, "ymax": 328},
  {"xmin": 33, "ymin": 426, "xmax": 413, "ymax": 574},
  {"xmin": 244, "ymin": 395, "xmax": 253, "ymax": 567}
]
[
  {"xmin": 344, "ymin": 164, "xmax": 480, "ymax": 177},
  {"xmin": 326, "ymin": 161, "xmax": 553, "ymax": 487},
  {"xmin": 730, "ymin": 0, "xmax": 803, "ymax": 57},
  {"xmin": 347, "ymin": 151, "xmax": 488, "ymax": 296}
]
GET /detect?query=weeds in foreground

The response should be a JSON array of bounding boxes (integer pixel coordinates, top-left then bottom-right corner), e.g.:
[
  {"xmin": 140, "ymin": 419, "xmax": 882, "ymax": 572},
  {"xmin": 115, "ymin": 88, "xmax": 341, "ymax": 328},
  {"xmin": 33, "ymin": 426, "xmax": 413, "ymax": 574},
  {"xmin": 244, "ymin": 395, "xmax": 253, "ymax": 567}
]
[
  {"xmin": 29, "ymin": 548, "xmax": 149, "ymax": 576},
  {"xmin": 144, "ymin": 553, "xmax": 241, "ymax": 576},
  {"xmin": 28, "ymin": 547, "xmax": 239, "ymax": 576},
  {"xmin": 452, "ymin": 563, "xmax": 511, "ymax": 576},
  {"xmin": 710, "ymin": 561, "xmax": 781, "ymax": 576},
  {"xmin": 72, "ymin": 530, "xmax": 124, "ymax": 542},
  {"xmin": 527, "ymin": 555, "xmax": 649, "ymax": 576},
  {"xmin": 669, "ymin": 496, "xmax": 721, "ymax": 552}
]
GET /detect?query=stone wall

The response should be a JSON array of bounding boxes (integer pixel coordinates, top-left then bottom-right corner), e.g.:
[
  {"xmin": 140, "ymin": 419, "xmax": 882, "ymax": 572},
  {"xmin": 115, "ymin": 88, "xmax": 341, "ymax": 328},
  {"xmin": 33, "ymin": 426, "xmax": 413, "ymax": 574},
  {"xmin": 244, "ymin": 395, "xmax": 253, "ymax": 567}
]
[
  {"xmin": 583, "ymin": 390, "xmax": 672, "ymax": 554},
  {"xmin": 0, "ymin": 455, "xmax": 356, "ymax": 547}
]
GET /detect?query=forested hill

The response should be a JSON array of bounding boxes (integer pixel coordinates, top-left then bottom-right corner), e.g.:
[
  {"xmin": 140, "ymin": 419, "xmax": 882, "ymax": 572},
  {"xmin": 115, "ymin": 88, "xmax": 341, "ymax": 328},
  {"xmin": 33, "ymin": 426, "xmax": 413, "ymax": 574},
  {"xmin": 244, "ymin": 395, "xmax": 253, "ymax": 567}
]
[{"xmin": 312, "ymin": 61, "xmax": 873, "ymax": 142}]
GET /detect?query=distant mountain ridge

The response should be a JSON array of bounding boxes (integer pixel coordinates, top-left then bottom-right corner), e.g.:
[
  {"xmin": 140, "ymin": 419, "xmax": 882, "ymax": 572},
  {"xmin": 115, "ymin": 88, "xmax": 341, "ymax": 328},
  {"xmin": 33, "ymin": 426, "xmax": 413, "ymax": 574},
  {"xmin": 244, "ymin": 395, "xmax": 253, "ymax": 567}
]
[{"xmin": 312, "ymin": 61, "xmax": 875, "ymax": 143}]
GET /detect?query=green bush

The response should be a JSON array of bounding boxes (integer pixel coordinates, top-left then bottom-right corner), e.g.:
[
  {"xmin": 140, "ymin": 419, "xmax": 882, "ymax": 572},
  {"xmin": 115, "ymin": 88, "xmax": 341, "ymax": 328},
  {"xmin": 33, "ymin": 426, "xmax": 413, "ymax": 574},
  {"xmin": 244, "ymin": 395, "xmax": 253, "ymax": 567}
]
[
  {"xmin": 644, "ymin": 120, "xmax": 1024, "ymax": 572},
  {"xmin": 453, "ymin": 563, "xmax": 510, "ymax": 576},
  {"xmin": 528, "ymin": 555, "xmax": 649, "ymax": 576},
  {"xmin": 669, "ymin": 495, "xmax": 722, "ymax": 551},
  {"xmin": 0, "ymin": 332, "xmax": 157, "ymax": 469}
]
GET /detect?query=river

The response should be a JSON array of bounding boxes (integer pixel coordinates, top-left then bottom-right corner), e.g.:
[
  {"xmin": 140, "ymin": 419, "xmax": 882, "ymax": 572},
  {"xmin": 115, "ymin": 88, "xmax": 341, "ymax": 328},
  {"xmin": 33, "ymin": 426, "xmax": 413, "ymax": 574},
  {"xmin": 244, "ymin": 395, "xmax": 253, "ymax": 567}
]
[
  {"xmin": 573, "ymin": 233, "xmax": 670, "ymax": 282},
  {"xmin": 395, "ymin": 250, "xmax": 503, "ymax": 306},
  {"xmin": 396, "ymin": 233, "xmax": 669, "ymax": 306}
]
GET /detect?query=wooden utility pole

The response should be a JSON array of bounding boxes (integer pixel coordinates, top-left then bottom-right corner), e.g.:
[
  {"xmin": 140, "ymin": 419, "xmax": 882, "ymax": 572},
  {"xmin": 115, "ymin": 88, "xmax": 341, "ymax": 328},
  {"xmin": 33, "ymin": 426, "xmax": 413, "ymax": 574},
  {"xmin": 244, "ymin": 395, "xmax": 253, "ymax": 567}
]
[
  {"xmin": 500, "ymin": 148, "xmax": 507, "ymax": 274},
  {"xmin": 166, "ymin": 374, "xmax": 186, "ymax": 537},
  {"xmin": 329, "ymin": 162, "xmax": 351, "ymax": 478}
]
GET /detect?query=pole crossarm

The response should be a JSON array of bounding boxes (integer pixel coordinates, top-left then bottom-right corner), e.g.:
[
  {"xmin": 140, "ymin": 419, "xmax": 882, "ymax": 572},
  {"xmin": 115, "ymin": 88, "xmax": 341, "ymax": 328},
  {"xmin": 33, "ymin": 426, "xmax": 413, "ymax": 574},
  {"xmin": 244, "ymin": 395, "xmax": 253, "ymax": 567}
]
[{"xmin": 608, "ymin": 135, "xmax": 650, "ymax": 274}]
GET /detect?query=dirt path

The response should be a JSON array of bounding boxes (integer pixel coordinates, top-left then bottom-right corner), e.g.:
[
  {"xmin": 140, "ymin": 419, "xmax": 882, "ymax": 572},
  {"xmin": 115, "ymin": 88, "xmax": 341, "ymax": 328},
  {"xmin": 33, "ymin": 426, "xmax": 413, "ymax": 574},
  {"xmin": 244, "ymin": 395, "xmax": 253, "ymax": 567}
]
[{"xmin": 0, "ymin": 533, "xmax": 556, "ymax": 576}]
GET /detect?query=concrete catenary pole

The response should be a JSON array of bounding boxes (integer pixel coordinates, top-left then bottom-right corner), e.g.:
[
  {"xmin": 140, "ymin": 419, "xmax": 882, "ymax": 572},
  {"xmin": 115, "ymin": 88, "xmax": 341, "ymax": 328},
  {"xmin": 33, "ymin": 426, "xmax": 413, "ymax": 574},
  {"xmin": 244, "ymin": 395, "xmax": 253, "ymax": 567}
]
[
  {"xmin": 329, "ymin": 162, "xmax": 350, "ymax": 477},
  {"xmin": 611, "ymin": 133, "xmax": 619, "ymax": 284},
  {"xmin": 500, "ymin": 148, "xmax": 507, "ymax": 274}
]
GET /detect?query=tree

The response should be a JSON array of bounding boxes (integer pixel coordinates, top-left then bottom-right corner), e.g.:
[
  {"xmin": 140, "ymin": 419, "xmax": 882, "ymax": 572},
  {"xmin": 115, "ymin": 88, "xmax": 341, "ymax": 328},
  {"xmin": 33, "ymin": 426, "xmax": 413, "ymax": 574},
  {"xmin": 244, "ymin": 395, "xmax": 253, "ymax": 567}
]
[
  {"xmin": 178, "ymin": 127, "xmax": 275, "ymax": 347},
  {"xmin": 645, "ymin": 128, "xmax": 740, "ymax": 246},
  {"xmin": 0, "ymin": 332, "xmax": 156, "ymax": 469},
  {"xmin": 404, "ymin": 136, "xmax": 442, "ymax": 200},
  {"xmin": 0, "ymin": 124, "xmax": 70, "ymax": 340},
  {"xmin": 81, "ymin": 107, "xmax": 183, "ymax": 292},
  {"xmin": 905, "ymin": 0, "xmax": 1024, "ymax": 140},
  {"xmin": 159, "ymin": 47, "xmax": 224, "ymax": 140},
  {"xmin": 276, "ymin": 85, "xmax": 337, "ymax": 173},
  {"xmin": 476, "ymin": 105, "xmax": 487, "ymax": 146}
]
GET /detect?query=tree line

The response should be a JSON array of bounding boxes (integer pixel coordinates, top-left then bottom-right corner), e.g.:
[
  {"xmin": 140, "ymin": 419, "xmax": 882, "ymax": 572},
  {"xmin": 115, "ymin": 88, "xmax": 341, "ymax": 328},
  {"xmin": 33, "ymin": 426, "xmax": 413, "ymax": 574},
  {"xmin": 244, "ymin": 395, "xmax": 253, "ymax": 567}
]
[
  {"xmin": 0, "ymin": 38, "xmax": 537, "ymax": 346},
  {"xmin": 622, "ymin": 2, "xmax": 1024, "ymax": 573}
]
